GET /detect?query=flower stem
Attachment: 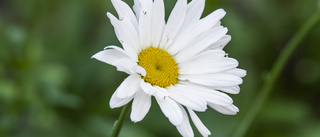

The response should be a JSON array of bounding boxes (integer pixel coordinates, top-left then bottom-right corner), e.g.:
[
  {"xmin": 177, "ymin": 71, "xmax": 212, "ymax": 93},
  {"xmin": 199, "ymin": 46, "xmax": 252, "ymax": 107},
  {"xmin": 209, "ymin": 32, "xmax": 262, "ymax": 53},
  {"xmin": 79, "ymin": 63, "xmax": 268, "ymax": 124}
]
[
  {"xmin": 111, "ymin": 102, "xmax": 132, "ymax": 137},
  {"xmin": 232, "ymin": 10, "xmax": 320, "ymax": 137}
]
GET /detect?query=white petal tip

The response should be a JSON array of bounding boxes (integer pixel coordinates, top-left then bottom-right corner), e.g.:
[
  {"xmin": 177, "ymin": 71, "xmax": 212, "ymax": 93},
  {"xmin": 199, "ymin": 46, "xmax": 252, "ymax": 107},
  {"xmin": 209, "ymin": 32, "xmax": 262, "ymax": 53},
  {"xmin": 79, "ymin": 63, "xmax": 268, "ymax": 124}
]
[
  {"xmin": 109, "ymin": 104, "xmax": 116, "ymax": 109},
  {"xmin": 223, "ymin": 27, "xmax": 228, "ymax": 33},
  {"xmin": 226, "ymin": 34, "xmax": 232, "ymax": 39},
  {"xmin": 216, "ymin": 8, "xmax": 226, "ymax": 14},
  {"xmin": 242, "ymin": 70, "xmax": 247, "ymax": 77},
  {"xmin": 130, "ymin": 117, "xmax": 140, "ymax": 123},
  {"xmin": 130, "ymin": 114, "xmax": 144, "ymax": 123},
  {"xmin": 106, "ymin": 12, "xmax": 114, "ymax": 19},
  {"xmin": 135, "ymin": 66, "xmax": 146, "ymax": 76},
  {"xmin": 217, "ymin": 8, "xmax": 225, "ymax": 11},
  {"xmin": 91, "ymin": 52, "xmax": 99, "ymax": 59}
]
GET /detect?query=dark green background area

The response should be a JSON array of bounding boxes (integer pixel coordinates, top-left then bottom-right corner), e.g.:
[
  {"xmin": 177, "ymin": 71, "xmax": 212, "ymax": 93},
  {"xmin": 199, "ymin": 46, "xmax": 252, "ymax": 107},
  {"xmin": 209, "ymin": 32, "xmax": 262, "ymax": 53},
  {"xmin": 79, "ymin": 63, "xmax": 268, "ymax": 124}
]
[{"xmin": 1, "ymin": 0, "xmax": 320, "ymax": 136}]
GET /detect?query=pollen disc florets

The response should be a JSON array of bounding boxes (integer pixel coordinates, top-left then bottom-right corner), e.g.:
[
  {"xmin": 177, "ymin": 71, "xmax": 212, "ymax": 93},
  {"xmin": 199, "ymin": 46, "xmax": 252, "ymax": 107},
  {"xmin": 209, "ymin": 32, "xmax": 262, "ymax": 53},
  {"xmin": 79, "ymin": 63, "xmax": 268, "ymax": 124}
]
[{"xmin": 138, "ymin": 47, "xmax": 178, "ymax": 88}]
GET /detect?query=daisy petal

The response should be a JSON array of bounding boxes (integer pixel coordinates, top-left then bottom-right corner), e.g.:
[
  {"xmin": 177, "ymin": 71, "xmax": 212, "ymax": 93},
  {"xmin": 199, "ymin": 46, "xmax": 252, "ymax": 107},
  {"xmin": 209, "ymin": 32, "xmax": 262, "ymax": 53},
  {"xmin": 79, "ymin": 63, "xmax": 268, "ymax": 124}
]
[
  {"xmin": 111, "ymin": 0, "xmax": 138, "ymax": 29},
  {"xmin": 178, "ymin": 82, "xmax": 233, "ymax": 106},
  {"xmin": 208, "ymin": 35, "xmax": 231, "ymax": 50},
  {"xmin": 151, "ymin": 0, "xmax": 165, "ymax": 47},
  {"xmin": 160, "ymin": 0, "xmax": 187, "ymax": 49},
  {"xmin": 168, "ymin": 8, "xmax": 225, "ymax": 55},
  {"xmin": 116, "ymin": 74, "xmax": 141, "ymax": 98},
  {"xmin": 140, "ymin": 80, "xmax": 156, "ymax": 95},
  {"xmin": 171, "ymin": 8, "xmax": 226, "ymax": 53},
  {"xmin": 225, "ymin": 68, "xmax": 247, "ymax": 77},
  {"xmin": 184, "ymin": 0, "xmax": 205, "ymax": 26},
  {"xmin": 198, "ymin": 8, "xmax": 226, "ymax": 31},
  {"xmin": 172, "ymin": 0, "xmax": 205, "ymax": 42},
  {"xmin": 187, "ymin": 108, "xmax": 211, "ymax": 137},
  {"xmin": 91, "ymin": 46, "xmax": 126, "ymax": 64},
  {"xmin": 91, "ymin": 46, "xmax": 136, "ymax": 74},
  {"xmin": 133, "ymin": 0, "xmax": 141, "ymax": 19},
  {"xmin": 140, "ymin": 80, "xmax": 168, "ymax": 98},
  {"xmin": 166, "ymin": 0, "xmax": 205, "ymax": 54},
  {"xmin": 182, "ymin": 49, "xmax": 226, "ymax": 63},
  {"xmin": 167, "ymin": 85, "xmax": 207, "ymax": 112},
  {"xmin": 179, "ymin": 73, "xmax": 243, "ymax": 87},
  {"xmin": 109, "ymin": 92, "xmax": 134, "ymax": 109},
  {"xmin": 176, "ymin": 105, "xmax": 194, "ymax": 137},
  {"xmin": 155, "ymin": 96, "xmax": 183, "ymax": 126},
  {"xmin": 176, "ymin": 26, "xmax": 228, "ymax": 62},
  {"xmin": 107, "ymin": 12, "xmax": 140, "ymax": 61},
  {"xmin": 138, "ymin": 0, "xmax": 153, "ymax": 49},
  {"xmin": 130, "ymin": 91, "xmax": 151, "ymax": 122},
  {"xmin": 179, "ymin": 57, "xmax": 239, "ymax": 75},
  {"xmin": 215, "ymin": 86, "xmax": 241, "ymax": 94},
  {"xmin": 209, "ymin": 103, "xmax": 239, "ymax": 115},
  {"xmin": 112, "ymin": 58, "xmax": 138, "ymax": 74},
  {"xmin": 134, "ymin": 65, "xmax": 146, "ymax": 76}
]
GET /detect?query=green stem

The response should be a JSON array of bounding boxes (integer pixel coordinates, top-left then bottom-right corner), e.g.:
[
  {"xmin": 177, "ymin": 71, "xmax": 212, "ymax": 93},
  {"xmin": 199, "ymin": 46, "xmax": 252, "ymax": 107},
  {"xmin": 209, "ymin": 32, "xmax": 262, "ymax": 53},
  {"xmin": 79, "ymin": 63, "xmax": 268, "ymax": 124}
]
[
  {"xmin": 111, "ymin": 102, "xmax": 131, "ymax": 137},
  {"xmin": 233, "ymin": 10, "xmax": 320, "ymax": 137}
]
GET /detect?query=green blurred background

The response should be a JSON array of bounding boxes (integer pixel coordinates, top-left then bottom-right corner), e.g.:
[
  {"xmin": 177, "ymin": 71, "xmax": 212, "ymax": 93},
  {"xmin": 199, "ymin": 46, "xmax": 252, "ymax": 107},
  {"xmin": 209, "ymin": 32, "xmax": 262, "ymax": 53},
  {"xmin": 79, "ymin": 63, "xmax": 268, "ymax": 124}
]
[{"xmin": 1, "ymin": 0, "xmax": 320, "ymax": 136}]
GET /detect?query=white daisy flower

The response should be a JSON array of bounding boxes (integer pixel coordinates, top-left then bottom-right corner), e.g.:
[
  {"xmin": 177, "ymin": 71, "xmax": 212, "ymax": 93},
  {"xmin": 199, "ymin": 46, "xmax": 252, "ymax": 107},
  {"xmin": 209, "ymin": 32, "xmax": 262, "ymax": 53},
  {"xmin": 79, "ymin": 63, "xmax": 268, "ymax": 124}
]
[{"xmin": 92, "ymin": 0, "xmax": 246, "ymax": 136}]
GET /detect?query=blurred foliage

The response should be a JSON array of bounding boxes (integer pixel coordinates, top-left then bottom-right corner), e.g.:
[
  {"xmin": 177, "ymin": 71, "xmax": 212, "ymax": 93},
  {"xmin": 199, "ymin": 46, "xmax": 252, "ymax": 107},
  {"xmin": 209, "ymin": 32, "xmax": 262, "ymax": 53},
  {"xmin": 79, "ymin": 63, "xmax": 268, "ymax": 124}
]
[{"xmin": 1, "ymin": 0, "xmax": 320, "ymax": 137}]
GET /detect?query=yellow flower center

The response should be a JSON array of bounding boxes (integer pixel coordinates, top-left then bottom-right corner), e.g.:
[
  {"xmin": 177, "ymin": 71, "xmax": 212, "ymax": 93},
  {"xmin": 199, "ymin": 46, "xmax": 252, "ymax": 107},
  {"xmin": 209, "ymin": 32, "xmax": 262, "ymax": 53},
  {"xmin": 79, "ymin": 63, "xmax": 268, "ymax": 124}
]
[{"xmin": 138, "ymin": 47, "xmax": 179, "ymax": 88}]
